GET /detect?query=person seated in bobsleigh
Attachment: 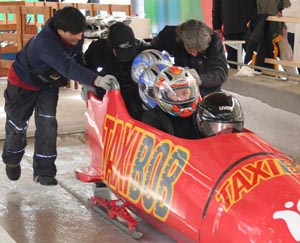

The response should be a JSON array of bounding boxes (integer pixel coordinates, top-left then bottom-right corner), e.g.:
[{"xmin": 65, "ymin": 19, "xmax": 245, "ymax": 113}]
[
  {"xmin": 196, "ymin": 92, "xmax": 244, "ymax": 138},
  {"xmin": 137, "ymin": 61, "xmax": 172, "ymax": 110},
  {"xmin": 131, "ymin": 49, "xmax": 173, "ymax": 86},
  {"xmin": 142, "ymin": 65, "xmax": 201, "ymax": 139},
  {"xmin": 83, "ymin": 22, "xmax": 150, "ymax": 120},
  {"xmin": 141, "ymin": 65, "xmax": 244, "ymax": 139}
]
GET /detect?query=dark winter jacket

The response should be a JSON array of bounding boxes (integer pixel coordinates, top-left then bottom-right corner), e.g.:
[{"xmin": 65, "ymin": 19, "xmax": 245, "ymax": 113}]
[
  {"xmin": 151, "ymin": 26, "xmax": 228, "ymax": 98},
  {"xmin": 142, "ymin": 106, "xmax": 199, "ymax": 139},
  {"xmin": 84, "ymin": 37, "xmax": 150, "ymax": 120},
  {"xmin": 212, "ymin": 0, "xmax": 257, "ymax": 36},
  {"xmin": 84, "ymin": 37, "xmax": 150, "ymax": 87},
  {"xmin": 12, "ymin": 18, "xmax": 97, "ymax": 90}
]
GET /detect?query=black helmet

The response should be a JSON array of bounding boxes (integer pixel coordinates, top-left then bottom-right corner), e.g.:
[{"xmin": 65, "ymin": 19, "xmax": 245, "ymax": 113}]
[{"xmin": 197, "ymin": 92, "xmax": 244, "ymax": 137}]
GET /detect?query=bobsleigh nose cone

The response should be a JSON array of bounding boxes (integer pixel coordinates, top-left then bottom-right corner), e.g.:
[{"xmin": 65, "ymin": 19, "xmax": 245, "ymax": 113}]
[{"xmin": 200, "ymin": 171, "xmax": 300, "ymax": 243}]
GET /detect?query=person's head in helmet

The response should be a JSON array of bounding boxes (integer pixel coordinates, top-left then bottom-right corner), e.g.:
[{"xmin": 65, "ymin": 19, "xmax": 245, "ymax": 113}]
[
  {"xmin": 154, "ymin": 66, "xmax": 200, "ymax": 118},
  {"xmin": 196, "ymin": 92, "xmax": 244, "ymax": 137},
  {"xmin": 138, "ymin": 62, "xmax": 171, "ymax": 109},
  {"xmin": 131, "ymin": 49, "xmax": 173, "ymax": 84}
]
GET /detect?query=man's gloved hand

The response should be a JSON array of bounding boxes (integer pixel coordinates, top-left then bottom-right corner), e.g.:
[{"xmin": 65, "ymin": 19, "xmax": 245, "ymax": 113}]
[
  {"xmin": 187, "ymin": 68, "xmax": 202, "ymax": 86},
  {"xmin": 81, "ymin": 84, "xmax": 97, "ymax": 101},
  {"xmin": 94, "ymin": 75, "xmax": 117, "ymax": 91}
]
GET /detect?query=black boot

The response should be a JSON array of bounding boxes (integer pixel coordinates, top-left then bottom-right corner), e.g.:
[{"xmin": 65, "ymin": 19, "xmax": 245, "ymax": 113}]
[
  {"xmin": 33, "ymin": 175, "xmax": 57, "ymax": 186},
  {"xmin": 6, "ymin": 164, "xmax": 21, "ymax": 181}
]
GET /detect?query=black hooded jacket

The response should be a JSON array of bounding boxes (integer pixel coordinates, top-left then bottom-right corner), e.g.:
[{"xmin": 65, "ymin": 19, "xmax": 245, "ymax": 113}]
[{"xmin": 84, "ymin": 37, "xmax": 150, "ymax": 120}]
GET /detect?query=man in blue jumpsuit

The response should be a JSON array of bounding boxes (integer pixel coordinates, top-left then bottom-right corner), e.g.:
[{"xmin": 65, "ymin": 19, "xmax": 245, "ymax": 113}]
[{"xmin": 2, "ymin": 7, "xmax": 115, "ymax": 185}]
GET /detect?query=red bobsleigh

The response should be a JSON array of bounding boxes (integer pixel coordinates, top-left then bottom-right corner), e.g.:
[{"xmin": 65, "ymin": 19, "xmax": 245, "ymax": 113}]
[{"xmin": 75, "ymin": 82, "xmax": 300, "ymax": 243}]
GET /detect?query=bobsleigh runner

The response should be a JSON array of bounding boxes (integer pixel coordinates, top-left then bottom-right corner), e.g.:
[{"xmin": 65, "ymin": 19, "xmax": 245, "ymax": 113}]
[{"xmin": 75, "ymin": 81, "xmax": 300, "ymax": 243}]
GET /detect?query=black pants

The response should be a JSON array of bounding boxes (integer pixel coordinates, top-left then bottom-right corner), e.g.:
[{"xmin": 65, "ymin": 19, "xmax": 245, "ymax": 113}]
[{"xmin": 2, "ymin": 82, "xmax": 59, "ymax": 177}]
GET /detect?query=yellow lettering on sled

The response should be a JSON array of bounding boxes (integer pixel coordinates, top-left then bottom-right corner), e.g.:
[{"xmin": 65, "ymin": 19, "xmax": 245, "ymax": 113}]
[
  {"xmin": 216, "ymin": 158, "xmax": 300, "ymax": 212},
  {"xmin": 102, "ymin": 115, "xmax": 189, "ymax": 221}
]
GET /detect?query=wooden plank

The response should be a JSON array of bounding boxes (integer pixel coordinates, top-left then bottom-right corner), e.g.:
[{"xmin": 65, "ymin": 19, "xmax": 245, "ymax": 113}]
[
  {"xmin": 223, "ymin": 40, "xmax": 245, "ymax": 45},
  {"xmin": 265, "ymin": 58, "xmax": 300, "ymax": 68},
  {"xmin": 34, "ymin": 2, "xmax": 45, "ymax": 7},
  {"xmin": 0, "ymin": 59, "xmax": 13, "ymax": 68},
  {"xmin": 0, "ymin": 24, "xmax": 16, "ymax": 31},
  {"xmin": 263, "ymin": 69, "xmax": 300, "ymax": 80},
  {"xmin": 267, "ymin": 16, "xmax": 300, "ymax": 23},
  {"xmin": 109, "ymin": 4, "xmax": 131, "ymax": 15},
  {"xmin": 0, "ymin": 59, "xmax": 13, "ymax": 77},
  {"xmin": 91, "ymin": 3, "xmax": 110, "ymax": 16},
  {"xmin": 44, "ymin": 2, "xmax": 58, "ymax": 16},
  {"xmin": 58, "ymin": 3, "xmax": 75, "ymax": 9},
  {"xmin": 44, "ymin": 2, "xmax": 59, "ymax": 9},
  {"xmin": 20, "ymin": 6, "xmax": 51, "ymax": 15},
  {"xmin": 0, "ymin": 45, "xmax": 17, "ymax": 53},
  {"xmin": 25, "ymin": 2, "xmax": 35, "ymax": 6},
  {"xmin": 76, "ymin": 3, "xmax": 93, "ymax": 12},
  {"xmin": 0, "ymin": 1, "xmax": 24, "ymax": 6},
  {"xmin": 0, "ymin": 33, "xmax": 18, "ymax": 41}
]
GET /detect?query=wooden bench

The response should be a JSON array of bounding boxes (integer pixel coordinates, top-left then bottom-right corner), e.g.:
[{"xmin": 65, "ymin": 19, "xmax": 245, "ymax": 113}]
[{"xmin": 223, "ymin": 40, "xmax": 245, "ymax": 69}]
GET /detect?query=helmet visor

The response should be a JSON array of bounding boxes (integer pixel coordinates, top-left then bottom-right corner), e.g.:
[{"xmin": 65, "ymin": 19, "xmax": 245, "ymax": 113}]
[
  {"xmin": 159, "ymin": 85, "xmax": 199, "ymax": 117},
  {"xmin": 201, "ymin": 121, "xmax": 243, "ymax": 137}
]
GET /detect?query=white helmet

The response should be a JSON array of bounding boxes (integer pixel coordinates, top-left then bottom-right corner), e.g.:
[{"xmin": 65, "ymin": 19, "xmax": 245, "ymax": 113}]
[
  {"xmin": 131, "ymin": 49, "xmax": 172, "ymax": 83},
  {"xmin": 154, "ymin": 66, "xmax": 201, "ymax": 117}
]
